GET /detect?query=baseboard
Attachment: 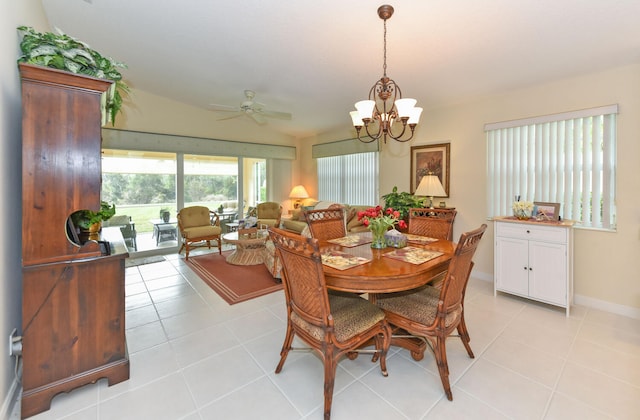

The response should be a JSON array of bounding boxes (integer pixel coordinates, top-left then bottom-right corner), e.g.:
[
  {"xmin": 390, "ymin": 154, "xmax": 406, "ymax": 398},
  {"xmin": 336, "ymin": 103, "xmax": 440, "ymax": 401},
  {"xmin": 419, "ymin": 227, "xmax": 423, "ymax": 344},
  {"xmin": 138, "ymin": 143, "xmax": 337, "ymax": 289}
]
[
  {"xmin": 574, "ymin": 294, "xmax": 640, "ymax": 320},
  {"xmin": 471, "ymin": 271, "xmax": 640, "ymax": 320}
]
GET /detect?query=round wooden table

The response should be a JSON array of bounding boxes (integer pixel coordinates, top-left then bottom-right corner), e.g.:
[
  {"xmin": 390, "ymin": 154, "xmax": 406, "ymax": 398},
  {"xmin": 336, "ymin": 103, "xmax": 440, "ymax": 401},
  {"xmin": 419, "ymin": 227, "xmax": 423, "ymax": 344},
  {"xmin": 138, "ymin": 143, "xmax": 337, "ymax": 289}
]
[
  {"xmin": 320, "ymin": 239, "xmax": 455, "ymax": 294},
  {"xmin": 221, "ymin": 230, "xmax": 269, "ymax": 265},
  {"xmin": 319, "ymin": 235, "xmax": 455, "ymax": 360}
]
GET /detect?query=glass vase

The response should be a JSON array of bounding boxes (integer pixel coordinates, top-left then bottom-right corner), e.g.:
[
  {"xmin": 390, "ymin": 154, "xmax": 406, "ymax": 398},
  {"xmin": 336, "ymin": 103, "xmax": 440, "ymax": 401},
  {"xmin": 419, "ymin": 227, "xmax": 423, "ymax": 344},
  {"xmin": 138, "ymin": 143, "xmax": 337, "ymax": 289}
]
[
  {"xmin": 513, "ymin": 208, "xmax": 532, "ymax": 220},
  {"xmin": 370, "ymin": 229, "xmax": 387, "ymax": 249}
]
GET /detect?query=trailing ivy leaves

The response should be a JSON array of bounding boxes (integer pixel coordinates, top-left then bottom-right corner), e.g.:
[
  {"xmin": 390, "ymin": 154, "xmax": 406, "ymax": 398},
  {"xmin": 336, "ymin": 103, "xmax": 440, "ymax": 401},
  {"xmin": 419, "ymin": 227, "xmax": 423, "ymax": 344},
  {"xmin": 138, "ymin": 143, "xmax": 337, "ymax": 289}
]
[{"xmin": 17, "ymin": 26, "xmax": 129, "ymax": 126}]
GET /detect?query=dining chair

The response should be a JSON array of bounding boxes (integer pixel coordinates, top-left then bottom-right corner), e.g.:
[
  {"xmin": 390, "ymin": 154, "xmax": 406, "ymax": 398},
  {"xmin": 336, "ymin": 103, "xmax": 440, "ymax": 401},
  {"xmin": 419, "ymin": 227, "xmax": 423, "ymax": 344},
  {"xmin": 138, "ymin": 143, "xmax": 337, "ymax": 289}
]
[
  {"xmin": 408, "ymin": 207, "xmax": 457, "ymax": 241},
  {"xmin": 303, "ymin": 207, "xmax": 347, "ymax": 241},
  {"xmin": 268, "ymin": 227, "xmax": 391, "ymax": 420},
  {"xmin": 375, "ymin": 224, "xmax": 487, "ymax": 401},
  {"xmin": 176, "ymin": 206, "xmax": 222, "ymax": 260}
]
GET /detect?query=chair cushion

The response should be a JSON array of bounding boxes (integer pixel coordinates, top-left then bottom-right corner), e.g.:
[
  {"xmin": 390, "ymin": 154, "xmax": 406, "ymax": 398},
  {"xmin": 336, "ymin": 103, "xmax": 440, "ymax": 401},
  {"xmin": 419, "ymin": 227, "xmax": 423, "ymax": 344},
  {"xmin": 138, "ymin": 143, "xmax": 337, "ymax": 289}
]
[
  {"xmin": 179, "ymin": 206, "xmax": 212, "ymax": 228},
  {"xmin": 291, "ymin": 294, "xmax": 385, "ymax": 343},
  {"xmin": 182, "ymin": 225, "xmax": 221, "ymax": 239},
  {"xmin": 376, "ymin": 285, "xmax": 460, "ymax": 328},
  {"xmin": 257, "ymin": 202, "xmax": 281, "ymax": 219}
]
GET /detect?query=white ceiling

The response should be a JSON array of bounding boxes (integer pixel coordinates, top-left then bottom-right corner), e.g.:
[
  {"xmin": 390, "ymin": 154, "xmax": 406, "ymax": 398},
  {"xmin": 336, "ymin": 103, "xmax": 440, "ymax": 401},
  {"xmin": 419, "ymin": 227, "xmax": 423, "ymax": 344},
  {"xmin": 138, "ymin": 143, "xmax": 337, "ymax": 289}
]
[{"xmin": 41, "ymin": 0, "xmax": 640, "ymax": 139}]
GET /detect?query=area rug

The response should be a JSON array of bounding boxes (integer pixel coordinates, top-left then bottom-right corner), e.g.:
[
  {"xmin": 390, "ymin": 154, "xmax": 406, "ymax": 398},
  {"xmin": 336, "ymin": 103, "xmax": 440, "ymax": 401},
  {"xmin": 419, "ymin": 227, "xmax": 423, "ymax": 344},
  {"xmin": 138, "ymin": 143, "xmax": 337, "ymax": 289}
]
[
  {"xmin": 125, "ymin": 255, "xmax": 167, "ymax": 267},
  {"xmin": 186, "ymin": 251, "xmax": 282, "ymax": 305}
]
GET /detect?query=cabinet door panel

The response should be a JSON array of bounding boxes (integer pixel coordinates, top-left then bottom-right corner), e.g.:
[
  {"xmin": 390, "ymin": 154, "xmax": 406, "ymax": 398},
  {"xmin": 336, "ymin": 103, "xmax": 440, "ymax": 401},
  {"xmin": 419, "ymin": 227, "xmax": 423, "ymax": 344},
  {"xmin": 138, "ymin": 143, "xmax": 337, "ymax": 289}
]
[
  {"xmin": 529, "ymin": 241, "xmax": 566, "ymax": 305},
  {"xmin": 495, "ymin": 237, "xmax": 529, "ymax": 296}
]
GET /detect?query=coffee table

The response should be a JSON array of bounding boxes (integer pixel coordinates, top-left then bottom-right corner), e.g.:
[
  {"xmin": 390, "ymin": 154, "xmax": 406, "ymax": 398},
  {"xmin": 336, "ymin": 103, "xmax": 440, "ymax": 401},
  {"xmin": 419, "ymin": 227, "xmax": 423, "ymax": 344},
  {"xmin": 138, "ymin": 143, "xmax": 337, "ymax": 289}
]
[{"xmin": 221, "ymin": 229, "xmax": 269, "ymax": 265}]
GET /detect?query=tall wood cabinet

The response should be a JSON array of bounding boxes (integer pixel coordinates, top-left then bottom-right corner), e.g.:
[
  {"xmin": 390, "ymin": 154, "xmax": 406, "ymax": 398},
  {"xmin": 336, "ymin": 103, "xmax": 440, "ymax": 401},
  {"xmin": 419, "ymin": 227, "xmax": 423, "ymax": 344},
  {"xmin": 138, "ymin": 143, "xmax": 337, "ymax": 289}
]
[
  {"xmin": 494, "ymin": 217, "xmax": 574, "ymax": 316},
  {"xmin": 19, "ymin": 63, "xmax": 129, "ymax": 418}
]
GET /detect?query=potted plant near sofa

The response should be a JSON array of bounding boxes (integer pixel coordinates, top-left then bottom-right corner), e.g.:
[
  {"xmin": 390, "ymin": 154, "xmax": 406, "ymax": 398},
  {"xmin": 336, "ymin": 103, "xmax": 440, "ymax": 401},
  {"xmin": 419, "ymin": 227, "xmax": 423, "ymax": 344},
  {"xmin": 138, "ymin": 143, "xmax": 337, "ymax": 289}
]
[{"xmin": 71, "ymin": 201, "xmax": 116, "ymax": 242}]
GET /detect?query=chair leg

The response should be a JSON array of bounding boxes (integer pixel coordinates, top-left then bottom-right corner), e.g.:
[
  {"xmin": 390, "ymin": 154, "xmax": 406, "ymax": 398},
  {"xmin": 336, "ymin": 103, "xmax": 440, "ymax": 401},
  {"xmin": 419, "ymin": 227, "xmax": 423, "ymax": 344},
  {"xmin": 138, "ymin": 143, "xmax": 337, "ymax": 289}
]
[
  {"xmin": 323, "ymin": 354, "xmax": 338, "ymax": 420},
  {"xmin": 184, "ymin": 242, "xmax": 190, "ymax": 261},
  {"xmin": 275, "ymin": 323, "xmax": 295, "ymax": 374},
  {"xmin": 457, "ymin": 312, "xmax": 475, "ymax": 358},
  {"xmin": 434, "ymin": 335, "xmax": 453, "ymax": 401}
]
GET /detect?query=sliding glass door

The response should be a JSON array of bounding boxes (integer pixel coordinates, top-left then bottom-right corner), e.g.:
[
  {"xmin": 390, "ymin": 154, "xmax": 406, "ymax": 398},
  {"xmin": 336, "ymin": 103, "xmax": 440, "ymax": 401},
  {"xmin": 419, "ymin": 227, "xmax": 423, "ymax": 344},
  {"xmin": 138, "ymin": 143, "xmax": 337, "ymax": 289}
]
[{"xmin": 102, "ymin": 149, "xmax": 267, "ymax": 256}]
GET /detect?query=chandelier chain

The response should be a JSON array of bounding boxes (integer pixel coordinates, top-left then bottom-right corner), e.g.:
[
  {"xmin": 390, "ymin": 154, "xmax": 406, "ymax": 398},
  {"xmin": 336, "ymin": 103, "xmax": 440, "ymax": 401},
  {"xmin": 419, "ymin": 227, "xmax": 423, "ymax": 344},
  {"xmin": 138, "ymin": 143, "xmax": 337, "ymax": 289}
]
[{"xmin": 383, "ymin": 19, "xmax": 387, "ymax": 77}]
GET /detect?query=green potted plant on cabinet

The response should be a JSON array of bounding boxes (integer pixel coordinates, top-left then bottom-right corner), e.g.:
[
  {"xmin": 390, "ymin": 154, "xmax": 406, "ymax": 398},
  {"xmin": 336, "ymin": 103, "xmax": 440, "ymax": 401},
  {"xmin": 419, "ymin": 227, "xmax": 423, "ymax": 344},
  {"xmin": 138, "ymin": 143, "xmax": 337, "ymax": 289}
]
[
  {"xmin": 71, "ymin": 201, "xmax": 116, "ymax": 241},
  {"xmin": 16, "ymin": 26, "xmax": 129, "ymax": 125}
]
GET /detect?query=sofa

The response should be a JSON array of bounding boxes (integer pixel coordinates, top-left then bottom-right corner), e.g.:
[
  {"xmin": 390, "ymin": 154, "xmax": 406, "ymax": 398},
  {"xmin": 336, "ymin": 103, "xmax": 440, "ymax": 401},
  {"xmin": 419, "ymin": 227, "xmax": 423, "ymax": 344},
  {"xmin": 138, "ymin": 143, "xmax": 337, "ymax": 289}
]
[{"xmin": 281, "ymin": 201, "xmax": 373, "ymax": 235}]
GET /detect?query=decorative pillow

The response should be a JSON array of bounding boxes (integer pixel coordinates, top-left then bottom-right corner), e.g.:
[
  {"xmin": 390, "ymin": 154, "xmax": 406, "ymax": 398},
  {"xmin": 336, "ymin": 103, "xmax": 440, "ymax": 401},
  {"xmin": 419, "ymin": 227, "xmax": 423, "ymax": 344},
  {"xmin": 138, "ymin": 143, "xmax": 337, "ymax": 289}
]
[
  {"xmin": 344, "ymin": 205, "xmax": 357, "ymax": 224},
  {"xmin": 292, "ymin": 208, "xmax": 305, "ymax": 221}
]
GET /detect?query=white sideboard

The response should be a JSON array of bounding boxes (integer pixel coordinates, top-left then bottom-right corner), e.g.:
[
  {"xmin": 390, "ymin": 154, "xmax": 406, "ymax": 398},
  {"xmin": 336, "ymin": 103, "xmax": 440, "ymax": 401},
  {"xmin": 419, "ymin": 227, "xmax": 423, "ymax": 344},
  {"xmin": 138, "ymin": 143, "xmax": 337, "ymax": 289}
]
[{"xmin": 494, "ymin": 217, "xmax": 574, "ymax": 316}]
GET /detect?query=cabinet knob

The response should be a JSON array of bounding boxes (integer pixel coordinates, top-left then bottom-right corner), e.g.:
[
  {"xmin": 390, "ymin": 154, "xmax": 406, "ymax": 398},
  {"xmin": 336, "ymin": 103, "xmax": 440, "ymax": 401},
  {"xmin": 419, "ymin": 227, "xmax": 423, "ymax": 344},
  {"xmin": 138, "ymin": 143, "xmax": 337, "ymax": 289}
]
[
  {"xmin": 524, "ymin": 267, "xmax": 528, "ymax": 270},
  {"xmin": 526, "ymin": 230, "xmax": 530, "ymax": 234},
  {"xmin": 529, "ymin": 267, "xmax": 533, "ymax": 271}
]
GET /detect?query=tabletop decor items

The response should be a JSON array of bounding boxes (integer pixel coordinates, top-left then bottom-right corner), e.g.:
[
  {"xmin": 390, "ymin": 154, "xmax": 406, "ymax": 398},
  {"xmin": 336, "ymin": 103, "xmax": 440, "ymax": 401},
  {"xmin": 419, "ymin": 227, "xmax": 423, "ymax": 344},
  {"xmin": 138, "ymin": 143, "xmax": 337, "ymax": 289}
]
[
  {"xmin": 358, "ymin": 206, "xmax": 408, "ymax": 249},
  {"xmin": 512, "ymin": 200, "xmax": 534, "ymax": 220},
  {"xmin": 385, "ymin": 229, "xmax": 407, "ymax": 248}
]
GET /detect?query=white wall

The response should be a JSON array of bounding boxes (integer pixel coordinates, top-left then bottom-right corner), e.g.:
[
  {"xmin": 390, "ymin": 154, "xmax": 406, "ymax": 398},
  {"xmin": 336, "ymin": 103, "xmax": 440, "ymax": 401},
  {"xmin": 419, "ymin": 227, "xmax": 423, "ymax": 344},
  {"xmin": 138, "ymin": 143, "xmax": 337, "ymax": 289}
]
[
  {"xmin": 301, "ymin": 64, "xmax": 640, "ymax": 316},
  {"xmin": 0, "ymin": 1, "xmax": 50, "ymax": 416}
]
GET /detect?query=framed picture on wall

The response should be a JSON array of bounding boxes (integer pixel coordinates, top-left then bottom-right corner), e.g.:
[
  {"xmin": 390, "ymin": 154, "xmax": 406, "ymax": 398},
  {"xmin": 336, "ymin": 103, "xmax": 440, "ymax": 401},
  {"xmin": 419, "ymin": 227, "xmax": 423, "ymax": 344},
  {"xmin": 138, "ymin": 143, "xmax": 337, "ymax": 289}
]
[{"xmin": 410, "ymin": 142, "xmax": 450, "ymax": 196}]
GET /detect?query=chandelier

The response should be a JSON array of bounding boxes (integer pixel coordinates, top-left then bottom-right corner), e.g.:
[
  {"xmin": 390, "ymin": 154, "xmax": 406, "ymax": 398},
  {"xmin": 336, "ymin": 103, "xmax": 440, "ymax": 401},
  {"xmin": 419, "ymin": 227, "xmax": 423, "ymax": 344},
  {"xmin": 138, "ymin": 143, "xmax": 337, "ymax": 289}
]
[{"xmin": 350, "ymin": 4, "xmax": 422, "ymax": 144}]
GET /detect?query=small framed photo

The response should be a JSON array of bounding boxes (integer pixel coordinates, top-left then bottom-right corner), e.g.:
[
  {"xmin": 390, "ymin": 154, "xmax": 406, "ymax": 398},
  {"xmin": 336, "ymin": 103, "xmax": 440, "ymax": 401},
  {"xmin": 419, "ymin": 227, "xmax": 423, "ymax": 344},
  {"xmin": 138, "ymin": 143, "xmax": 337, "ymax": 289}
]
[{"xmin": 534, "ymin": 202, "xmax": 561, "ymax": 221}]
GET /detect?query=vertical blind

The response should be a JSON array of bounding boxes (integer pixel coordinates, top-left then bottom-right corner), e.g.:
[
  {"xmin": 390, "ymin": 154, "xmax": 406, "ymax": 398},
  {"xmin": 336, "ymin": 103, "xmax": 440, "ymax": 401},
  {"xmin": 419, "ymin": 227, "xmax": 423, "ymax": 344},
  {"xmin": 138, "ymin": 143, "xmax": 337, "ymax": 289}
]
[
  {"xmin": 317, "ymin": 151, "xmax": 379, "ymax": 205},
  {"xmin": 486, "ymin": 105, "xmax": 617, "ymax": 229}
]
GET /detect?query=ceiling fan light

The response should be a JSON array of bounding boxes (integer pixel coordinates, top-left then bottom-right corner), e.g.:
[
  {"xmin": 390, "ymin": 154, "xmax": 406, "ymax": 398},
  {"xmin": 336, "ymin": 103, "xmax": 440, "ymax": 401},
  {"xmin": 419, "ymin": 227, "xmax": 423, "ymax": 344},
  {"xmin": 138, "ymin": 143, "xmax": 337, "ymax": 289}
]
[
  {"xmin": 408, "ymin": 107, "xmax": 423, "ymax": 125},
  {"xmin": 394, "ymin": 98, "xmax": 417, "ymax": 118},
  {"xmin": 355, "ymin": 100, "xmax": 376, "ymax": 120},
  {"xmin": 350, "ymin": 110, "xmax": 364, "ymax": 127}
]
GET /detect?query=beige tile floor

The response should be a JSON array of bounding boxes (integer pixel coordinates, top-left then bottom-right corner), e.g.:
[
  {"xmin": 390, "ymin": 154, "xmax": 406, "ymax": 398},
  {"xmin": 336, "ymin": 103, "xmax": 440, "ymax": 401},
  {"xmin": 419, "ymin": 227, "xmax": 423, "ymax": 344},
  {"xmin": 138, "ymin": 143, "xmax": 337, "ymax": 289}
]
[{"xmin": 16, "ymin": 251, "xmax": 640, "ymax": 420}]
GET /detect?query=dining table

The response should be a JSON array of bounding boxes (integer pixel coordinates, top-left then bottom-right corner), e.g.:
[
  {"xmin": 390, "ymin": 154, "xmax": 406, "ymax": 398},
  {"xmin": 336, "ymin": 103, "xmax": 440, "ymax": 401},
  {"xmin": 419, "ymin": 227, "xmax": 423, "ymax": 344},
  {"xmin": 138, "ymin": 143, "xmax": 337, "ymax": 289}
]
[{"xmin": 318, "ymin": 232, "xmax": 455, "ymax": 360}]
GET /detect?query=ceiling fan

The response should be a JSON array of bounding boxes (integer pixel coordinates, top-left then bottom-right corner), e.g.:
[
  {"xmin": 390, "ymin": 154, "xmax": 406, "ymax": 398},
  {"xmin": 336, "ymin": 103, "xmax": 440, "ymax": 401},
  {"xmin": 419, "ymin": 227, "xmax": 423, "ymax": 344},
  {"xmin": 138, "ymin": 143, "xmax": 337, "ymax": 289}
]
[{"xmin": 209, "ymin": 90, "xmax": 292, "ymax": 125}]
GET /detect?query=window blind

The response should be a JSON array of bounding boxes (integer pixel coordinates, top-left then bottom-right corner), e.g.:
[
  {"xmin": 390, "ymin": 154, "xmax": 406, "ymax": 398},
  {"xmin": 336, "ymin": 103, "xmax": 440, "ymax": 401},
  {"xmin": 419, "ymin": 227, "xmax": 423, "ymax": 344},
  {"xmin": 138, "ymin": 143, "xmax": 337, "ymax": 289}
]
[
  {"xmin": 317, "ymin": 152, "xmax": 379, "ymax": 205},
  {"xmin": 486, "ymin": 105, "xmax": 617, "ymax": 229}
]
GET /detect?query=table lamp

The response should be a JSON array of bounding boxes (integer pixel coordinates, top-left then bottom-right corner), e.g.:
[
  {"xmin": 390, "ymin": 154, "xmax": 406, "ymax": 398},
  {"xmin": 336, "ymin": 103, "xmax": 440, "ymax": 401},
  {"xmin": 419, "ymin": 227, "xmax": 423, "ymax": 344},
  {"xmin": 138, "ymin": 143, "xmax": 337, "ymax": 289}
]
[
  {"xmin": 289, "ymin": 185, "xmax": 309, "ymax": 209},
  {"xmin": 415, "ymin": 174, "xmax": 446, "ymax": 208}
]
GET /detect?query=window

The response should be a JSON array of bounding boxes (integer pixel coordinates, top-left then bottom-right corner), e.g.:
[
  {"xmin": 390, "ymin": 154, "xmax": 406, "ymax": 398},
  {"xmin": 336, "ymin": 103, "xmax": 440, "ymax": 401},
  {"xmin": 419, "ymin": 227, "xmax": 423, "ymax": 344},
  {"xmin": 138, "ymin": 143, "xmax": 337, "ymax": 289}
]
[
  {"xmin": 486, "ymin": 105, "xmax": 617, "ymax": 230},
  {"xmin": 317, "ymin": 152, "xmax": 379, "ymax": 205}
]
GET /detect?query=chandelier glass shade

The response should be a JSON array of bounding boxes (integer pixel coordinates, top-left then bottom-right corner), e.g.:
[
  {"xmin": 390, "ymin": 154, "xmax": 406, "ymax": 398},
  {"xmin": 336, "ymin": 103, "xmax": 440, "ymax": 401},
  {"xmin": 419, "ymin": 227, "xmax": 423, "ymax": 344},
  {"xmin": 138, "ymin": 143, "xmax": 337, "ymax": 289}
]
[{"xmin": 350, "ymin": 5, "xmax": 422, "ymax": 144}]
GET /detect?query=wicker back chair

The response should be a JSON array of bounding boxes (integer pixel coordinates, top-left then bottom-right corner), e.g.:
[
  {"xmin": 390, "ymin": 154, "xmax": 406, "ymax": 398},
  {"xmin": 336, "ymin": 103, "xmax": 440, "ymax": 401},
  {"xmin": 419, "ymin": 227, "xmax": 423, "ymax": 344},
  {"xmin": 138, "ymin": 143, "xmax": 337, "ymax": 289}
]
[
  {"xmin": 408, "ymin": 208, "xmax": 457, "ymax": 240},
  {"xmin": 303, "ymin": 207, "xmax": 347, "ymax": 241},
  {"xmin": 268, "ymin": 227, "xmax": 391, "ymax": 419},
  {"xmin": 375, "ymin": 224, "xmax": 487, "ymax": 401}
]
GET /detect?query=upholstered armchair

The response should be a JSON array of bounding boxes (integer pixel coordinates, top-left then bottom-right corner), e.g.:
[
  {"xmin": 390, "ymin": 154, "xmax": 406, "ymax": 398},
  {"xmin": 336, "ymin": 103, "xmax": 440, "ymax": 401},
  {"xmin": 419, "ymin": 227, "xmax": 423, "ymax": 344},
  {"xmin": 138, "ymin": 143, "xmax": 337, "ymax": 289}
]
[
  {"xmin": 256, "ymin": 202, "xmax": 282, "ymax": 228},
  {"xmin": 177, "ymin": 206, "xmax": 222, "ymax": 260}
]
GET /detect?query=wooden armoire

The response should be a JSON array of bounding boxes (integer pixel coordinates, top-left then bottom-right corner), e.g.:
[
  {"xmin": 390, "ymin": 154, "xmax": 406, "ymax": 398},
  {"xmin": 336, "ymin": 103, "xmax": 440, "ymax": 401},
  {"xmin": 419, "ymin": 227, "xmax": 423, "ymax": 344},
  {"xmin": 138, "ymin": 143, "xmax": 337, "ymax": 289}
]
[{"xmin": 19, "ymin": 63, "xmax": 129, "ymax": 418}]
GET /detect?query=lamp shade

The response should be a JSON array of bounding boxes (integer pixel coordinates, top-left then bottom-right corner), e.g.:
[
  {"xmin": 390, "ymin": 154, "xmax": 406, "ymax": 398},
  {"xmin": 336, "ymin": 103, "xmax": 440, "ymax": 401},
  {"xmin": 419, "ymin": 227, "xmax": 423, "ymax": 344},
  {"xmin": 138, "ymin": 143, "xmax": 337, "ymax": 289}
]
[
  {"xmin": 415, "ymin": 174, "xmax": 446, "ymax": 197},
  {"xmin": 289, "ymin": 185, "xmax": 309, "ymax": 199}
]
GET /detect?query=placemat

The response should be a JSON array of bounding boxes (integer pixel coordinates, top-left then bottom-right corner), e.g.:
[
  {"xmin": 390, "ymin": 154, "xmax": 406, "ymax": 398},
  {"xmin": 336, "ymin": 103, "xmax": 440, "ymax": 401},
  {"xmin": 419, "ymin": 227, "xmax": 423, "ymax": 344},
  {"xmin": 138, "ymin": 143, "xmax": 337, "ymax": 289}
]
[
  {"xmin": 321, "ymin": 250, "xmax": 371, "ymax": 270},
  {"xmin": 326, "ymin": 234, "xmax": 372, "ymax": 247},
  {"xmin": 404, "ymin": 234, "xmax": 438, "ymax": 245},
  {"xmin": 383, "ymin": 246, "xmax": 443, "ymax": 265}
]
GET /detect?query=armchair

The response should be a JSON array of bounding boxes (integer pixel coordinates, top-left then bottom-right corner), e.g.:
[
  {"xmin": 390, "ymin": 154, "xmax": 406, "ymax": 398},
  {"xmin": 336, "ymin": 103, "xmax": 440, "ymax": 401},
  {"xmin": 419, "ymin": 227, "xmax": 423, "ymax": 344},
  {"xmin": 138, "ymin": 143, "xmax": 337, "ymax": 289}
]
[
  {"xmin": 256, "ymin": 202, "xmax": 282, "ymax": 228},
  {"xmin": 177, "ymin": 206, "xmax": 222, "ymax": 260}
]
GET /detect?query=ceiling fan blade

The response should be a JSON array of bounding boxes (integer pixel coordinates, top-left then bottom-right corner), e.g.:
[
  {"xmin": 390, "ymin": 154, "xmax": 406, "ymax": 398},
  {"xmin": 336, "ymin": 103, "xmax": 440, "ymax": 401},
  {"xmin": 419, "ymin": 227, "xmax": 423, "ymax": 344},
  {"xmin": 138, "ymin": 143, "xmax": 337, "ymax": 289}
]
[
  {"xmin": 209, "ymin": 104, "xmax": 241, "ymax": 112},
  {"xmin": 216, "ymin": 112, "xmax": 244, "ymax": 121},
  {"xmin": 259, "ymin": 110, "xmax": 292, "ymax": 120},
  {"xmin": 250, "ymin": 113, "xmax": 267, "ymax": 125}
]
